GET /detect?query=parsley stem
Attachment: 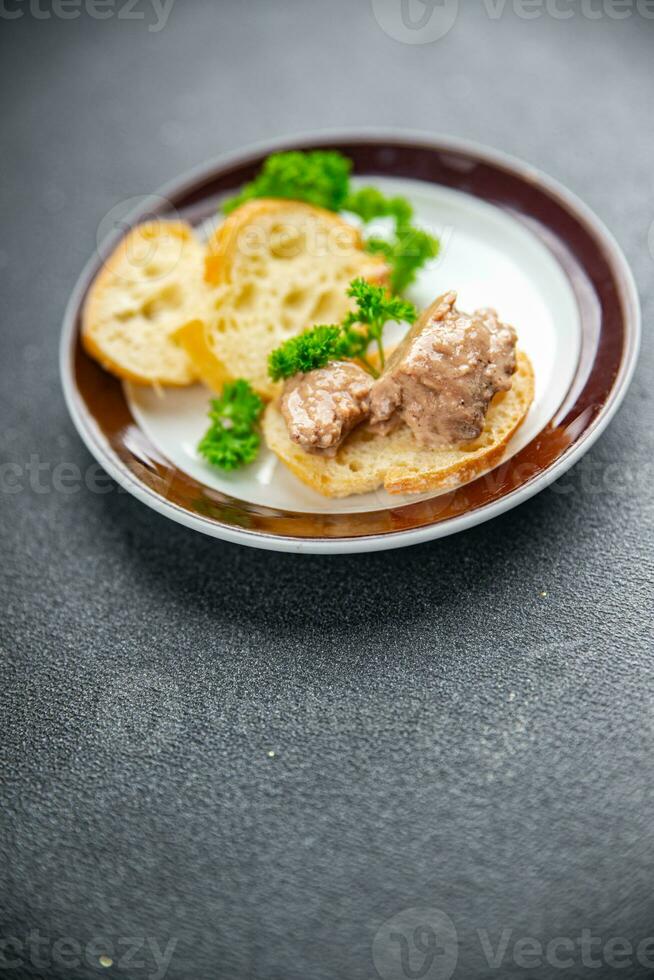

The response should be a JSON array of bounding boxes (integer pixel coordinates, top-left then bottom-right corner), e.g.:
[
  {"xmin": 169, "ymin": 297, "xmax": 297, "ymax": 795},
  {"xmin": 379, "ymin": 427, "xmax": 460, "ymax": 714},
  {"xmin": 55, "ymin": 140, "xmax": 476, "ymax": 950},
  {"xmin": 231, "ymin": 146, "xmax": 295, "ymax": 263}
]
[{"xmin": 359, "ymin": 356, "xmax": 379, "ymax": 379}]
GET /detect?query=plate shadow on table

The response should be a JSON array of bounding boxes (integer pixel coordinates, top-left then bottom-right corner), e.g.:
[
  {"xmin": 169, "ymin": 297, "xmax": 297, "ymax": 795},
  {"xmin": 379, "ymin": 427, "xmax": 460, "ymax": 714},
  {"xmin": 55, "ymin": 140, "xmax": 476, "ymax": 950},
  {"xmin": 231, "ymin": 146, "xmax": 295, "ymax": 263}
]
[{"xmin": 91, "ymin": 461, "xmax": 599, "ymax": 649}]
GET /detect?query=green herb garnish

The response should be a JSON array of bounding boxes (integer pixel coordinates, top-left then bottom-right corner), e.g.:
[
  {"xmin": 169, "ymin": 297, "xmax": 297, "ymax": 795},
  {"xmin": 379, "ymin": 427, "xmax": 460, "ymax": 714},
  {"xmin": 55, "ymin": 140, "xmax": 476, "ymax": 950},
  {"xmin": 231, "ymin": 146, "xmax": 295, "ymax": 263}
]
[
  {"xmin": 268, "ymin": 278, "xmax": 417, "ymax": 381},
  {"xmin": 268, "ymin": 325, "xmax": 346, "ymax": 382},
  {"xmin": 198, "ymin": 379, "xmax": 263, "ymax": 471},
  {"xmin": 343, "ymin": 186, "xmax": 413, "ymax": 228},
  {"xmin": 222, "ymin": 151, "xmax": 352, "ymax": 215},
  {"xmin": 366, "ymin": 224, "xmax": 440, "ymax": 294},
  {"xmin": 342, "ymin": 279, "xmax": 417, "ymax": 371},
  {"xmin": 346, "ymin": 187, "xmax": 439, "ymax": 292}
]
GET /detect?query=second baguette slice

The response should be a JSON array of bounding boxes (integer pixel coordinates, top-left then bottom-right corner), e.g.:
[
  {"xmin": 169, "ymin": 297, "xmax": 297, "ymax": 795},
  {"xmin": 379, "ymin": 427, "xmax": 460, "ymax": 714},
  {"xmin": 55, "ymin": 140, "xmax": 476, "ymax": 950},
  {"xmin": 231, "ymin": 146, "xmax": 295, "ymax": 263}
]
[{"xmin": 201, "ymin": 199, "xmax": 389, "ymax": 399}]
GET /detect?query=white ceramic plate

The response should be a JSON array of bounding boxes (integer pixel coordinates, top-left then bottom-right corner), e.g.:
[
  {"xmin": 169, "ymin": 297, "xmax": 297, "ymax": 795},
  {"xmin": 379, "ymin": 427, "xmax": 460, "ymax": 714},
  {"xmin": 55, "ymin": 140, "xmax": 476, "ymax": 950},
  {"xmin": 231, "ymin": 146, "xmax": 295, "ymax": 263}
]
[{"xmin": 60, "ymin": 132, "xmax": 640, "ymax": 553}]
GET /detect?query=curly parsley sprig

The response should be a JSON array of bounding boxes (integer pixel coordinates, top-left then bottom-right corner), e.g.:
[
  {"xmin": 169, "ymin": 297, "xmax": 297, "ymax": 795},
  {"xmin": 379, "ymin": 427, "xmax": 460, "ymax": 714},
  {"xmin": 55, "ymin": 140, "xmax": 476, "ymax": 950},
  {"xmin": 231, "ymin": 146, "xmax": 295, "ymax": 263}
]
[
  {"xmin": 366, "ymin": 225, "xmax": 440, "ymax": 294},
  {"xmin": 221, "ymin": 150, "xmax": 439, "ymax": 294},
  {"xmin": 342, "ymin": 279, "xmax": 416, "ymax": 370},
  {"xmin": 268, "ymin": 325, "xmax": 346, "ymax": 382},
  {"xmin": 268, "ymin": 279, "xmax": 417, "ymax": 382},
  {"xmin": 222, "ymin": 151, "xmax": 352, "ymax": 215},
  {"xmin": 345, "ymin": 187, "xmax": 440, "ymax": 292},
  {"xmin": 198, "ymin": 379, "xmax": 263, "ymax": 471},
  {"xmin": 343, "ymin": 186, "xmax": 413, "ymax": 229}
]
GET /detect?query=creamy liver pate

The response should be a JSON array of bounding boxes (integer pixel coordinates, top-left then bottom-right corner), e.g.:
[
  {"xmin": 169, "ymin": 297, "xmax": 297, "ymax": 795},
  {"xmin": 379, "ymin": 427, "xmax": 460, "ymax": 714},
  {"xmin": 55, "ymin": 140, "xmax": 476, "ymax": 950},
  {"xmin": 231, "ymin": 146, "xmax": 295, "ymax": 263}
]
[
  {"xmin": 369, "ymin": 291, "xmax": 517, "ymax": 447},
  {"xmin": 280, "ymin": 360, "xmax": 374, "ymax": 456}
]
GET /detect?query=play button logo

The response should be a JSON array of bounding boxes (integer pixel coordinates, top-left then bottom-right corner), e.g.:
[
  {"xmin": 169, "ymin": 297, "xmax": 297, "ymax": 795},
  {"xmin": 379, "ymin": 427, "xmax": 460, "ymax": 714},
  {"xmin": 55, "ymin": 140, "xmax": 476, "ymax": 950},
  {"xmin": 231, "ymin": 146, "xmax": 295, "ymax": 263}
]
[
  {"xmin": 372, "ymin": 907, "xmax": 459, "ymax": 980},
  {"xmin": 371, "ymin": 0, "xmax": 460, "ymax": 43}
]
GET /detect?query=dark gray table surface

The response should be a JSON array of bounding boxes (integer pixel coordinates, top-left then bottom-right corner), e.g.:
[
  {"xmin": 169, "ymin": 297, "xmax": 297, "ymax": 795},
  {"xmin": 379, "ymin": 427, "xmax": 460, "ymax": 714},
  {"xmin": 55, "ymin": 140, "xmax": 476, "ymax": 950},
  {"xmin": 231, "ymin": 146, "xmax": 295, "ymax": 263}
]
[{"xmin": 1, "ymin": 3, "xmax": 653, "ymax": 979}]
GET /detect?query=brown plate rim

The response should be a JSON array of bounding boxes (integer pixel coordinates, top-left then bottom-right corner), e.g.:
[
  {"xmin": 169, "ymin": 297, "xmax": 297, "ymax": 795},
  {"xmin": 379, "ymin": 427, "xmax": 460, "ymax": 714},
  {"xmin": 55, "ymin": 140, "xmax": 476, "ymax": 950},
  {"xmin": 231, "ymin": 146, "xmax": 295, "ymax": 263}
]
[{"xmin": 59, "ymin": 130, "xmax": 641, "ymax": 553}]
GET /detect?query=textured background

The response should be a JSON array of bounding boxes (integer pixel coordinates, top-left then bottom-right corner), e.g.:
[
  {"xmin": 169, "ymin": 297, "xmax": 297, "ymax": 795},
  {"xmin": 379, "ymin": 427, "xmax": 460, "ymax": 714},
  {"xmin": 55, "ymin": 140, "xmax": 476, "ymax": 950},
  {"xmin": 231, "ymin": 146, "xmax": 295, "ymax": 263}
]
[{"xmin": 1, "ymin": 2, "xmax": 653, "ymax": 979}]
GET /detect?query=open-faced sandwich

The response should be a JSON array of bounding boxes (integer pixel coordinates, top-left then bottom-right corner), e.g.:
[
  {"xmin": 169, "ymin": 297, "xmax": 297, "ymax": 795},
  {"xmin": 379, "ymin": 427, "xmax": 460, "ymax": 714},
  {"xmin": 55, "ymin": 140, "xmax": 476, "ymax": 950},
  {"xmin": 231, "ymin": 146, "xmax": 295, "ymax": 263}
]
[
  {"xmin": 263, "ymin": 288, "xmax": 533, "ymax": 496},
  {"xmin": 82, "ymin": 149, "xmax": 534, "ymax": 498}
]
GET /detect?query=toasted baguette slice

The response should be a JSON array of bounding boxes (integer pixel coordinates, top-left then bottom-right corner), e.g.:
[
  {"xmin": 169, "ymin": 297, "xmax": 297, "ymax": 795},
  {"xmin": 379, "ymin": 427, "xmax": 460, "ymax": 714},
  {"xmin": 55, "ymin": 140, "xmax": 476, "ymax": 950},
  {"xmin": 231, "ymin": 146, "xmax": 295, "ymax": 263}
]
[
  {"xmin": 263, "ymin": 351, "xmax": 535, "ymax": 497},
  {"xmin": 82, "ymin": 221, "xmax": 209, "ymax": 385},
  {"xmin": 202, "ymin": 199, "xmax": 389, "ymax": 399}
]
